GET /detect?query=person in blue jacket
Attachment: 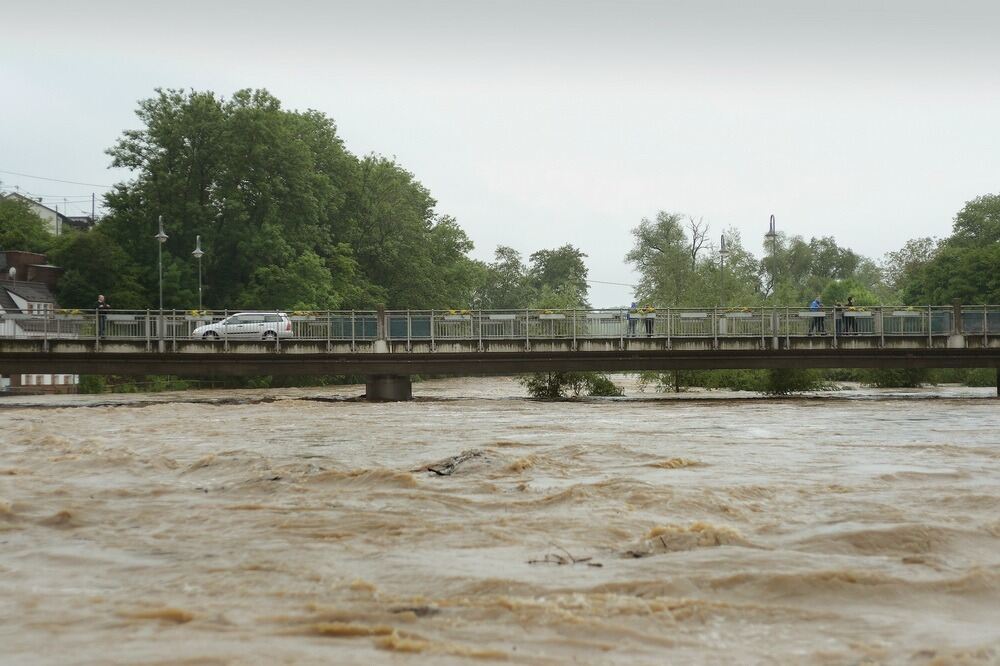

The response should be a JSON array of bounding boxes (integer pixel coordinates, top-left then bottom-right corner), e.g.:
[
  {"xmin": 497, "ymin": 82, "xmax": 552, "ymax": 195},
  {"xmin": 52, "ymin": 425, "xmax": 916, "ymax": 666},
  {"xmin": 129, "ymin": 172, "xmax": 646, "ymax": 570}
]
[{"xmin": 808, "ymin": 296, "xmax": 825, "ymax": 335}]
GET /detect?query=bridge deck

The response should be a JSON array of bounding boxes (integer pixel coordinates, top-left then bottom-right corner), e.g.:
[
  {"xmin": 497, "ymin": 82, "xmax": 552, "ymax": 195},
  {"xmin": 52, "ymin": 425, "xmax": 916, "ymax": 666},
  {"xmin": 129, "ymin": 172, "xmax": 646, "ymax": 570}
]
[{"xmin": 1, "ymin": 307, "xmax": 998, "ymax": 377}]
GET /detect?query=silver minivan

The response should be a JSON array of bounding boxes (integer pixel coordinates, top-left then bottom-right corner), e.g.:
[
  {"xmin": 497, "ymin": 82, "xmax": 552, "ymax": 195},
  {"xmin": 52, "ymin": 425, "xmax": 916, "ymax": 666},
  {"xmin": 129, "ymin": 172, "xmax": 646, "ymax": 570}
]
[{"xmin": 192, "ymin": 312, "xmax": 293, "ymax": 340}]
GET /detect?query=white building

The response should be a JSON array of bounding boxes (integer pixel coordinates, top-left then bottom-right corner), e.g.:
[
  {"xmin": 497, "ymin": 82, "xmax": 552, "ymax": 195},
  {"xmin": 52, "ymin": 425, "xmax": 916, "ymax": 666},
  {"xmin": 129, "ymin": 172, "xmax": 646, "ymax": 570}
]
[
  {"xmin": 1, "ymin": 192, "xmax": 94, "ymax": 235},
  {"xmin": 0, "ymin": 256, "xmax": 78, "ymax": 393}
]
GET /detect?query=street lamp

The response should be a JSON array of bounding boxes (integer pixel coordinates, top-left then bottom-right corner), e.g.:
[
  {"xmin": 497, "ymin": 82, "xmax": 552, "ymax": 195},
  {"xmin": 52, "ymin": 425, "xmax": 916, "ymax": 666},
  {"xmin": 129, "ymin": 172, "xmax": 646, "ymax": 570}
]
[
  {"xmin": 719, "ymin": 234, "xmax": 729, "ymax": 306},
  {"xmin": 154, "ymin": 216, "xmax": 168, "ymax": 351},
  {"xmin": 192, "ymin": 235, "xmax": 205, "ymax": 310},
  {"xmin": 154, "ymin": 215, "xmax": 168, "ymax": 313},
  {"xmin": 764, "ymin": 214, "xmax": 779, "ymax": 347},
  {"xmin": 764, "ymin": 214, "xmax": 778, "ymax": 297}
]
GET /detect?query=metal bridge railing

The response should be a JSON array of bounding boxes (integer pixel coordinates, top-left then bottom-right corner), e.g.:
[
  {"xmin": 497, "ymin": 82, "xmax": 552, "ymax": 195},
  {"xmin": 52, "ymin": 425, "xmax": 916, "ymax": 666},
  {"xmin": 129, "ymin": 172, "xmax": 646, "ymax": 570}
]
[{"xmin": 0, "ymin": 306, "xmax": 996, "ymax": 345}]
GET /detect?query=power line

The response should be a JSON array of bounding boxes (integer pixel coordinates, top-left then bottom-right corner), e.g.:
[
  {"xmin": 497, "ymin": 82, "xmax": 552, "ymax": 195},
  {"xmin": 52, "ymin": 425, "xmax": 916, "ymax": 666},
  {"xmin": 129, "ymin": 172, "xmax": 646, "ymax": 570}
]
[
  {"xmin": 0, "ymin": 168, "xmax": 113, "ymax": 189},
  {"xmin": 1, "ymin": 187, "xmax": 96, "ymax": 200},
  {"xmin": 587, "ymin": 278, "xmax": 637, "ymax": 288}
]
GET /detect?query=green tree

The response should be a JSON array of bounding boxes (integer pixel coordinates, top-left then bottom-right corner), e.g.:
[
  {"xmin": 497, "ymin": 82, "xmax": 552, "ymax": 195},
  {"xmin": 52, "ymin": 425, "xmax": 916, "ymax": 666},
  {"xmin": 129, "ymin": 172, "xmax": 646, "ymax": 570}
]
[
  {"xmin": 475, "ymin": 246, "xmax": 534, "ymax": 309},
  {"xmin": 0, "ymin": 196, "xmax": 53, "ymax": 253},
  {"xmin": 882, "ymin": 237, "xmax": 937, "ymax": 294},
  {"xmin": 902, "ymin": 195, "xmax": 1000, "ymax": 304},
  {"xmin": 949, "ymin": 193, "xmax": 1000, "ymax": 247},
  {"xmin": 99, "ymin": 88, "xmax": 478, "ymax": 311},
  {"xmin": 47, "ymin": 230, "xmax": 146, "ymax": 309},
  {"xmin": 821, "ymin": 278, "xmax": 878, "ymax": 306},
  {"xmin": 626, "ymin": 211, "xmax": 695, "ymax": 306},
  {"xmin": 528, "ymin": 244, "xmax": 590, "ymax": 307},
  {"xmin": 902, "ymin": 243, "xmax": 1000, "ymax": 304}
]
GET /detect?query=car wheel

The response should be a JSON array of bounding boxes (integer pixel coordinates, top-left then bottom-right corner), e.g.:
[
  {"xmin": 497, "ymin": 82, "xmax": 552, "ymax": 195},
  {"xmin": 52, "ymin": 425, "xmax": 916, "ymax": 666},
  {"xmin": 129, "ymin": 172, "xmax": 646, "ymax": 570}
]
[
  {"xmin": 203, "ymin": 331, "xmax": 219, "ymax": 340},
  {"xmin": 263, "ymin": 331, "xmax": 277, "ymax": 341}
]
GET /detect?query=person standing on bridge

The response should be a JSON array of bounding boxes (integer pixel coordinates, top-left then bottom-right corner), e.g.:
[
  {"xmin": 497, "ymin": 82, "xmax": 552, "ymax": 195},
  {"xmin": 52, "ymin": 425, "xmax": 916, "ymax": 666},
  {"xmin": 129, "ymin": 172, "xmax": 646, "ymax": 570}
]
[
  {"xmin": 627, "ymin": 302, "xmax": 638, "ymax": 336},
  {"xmin": 808, "ymin": 295, "xmax": 825, "ymax": 335},
  {"xmin": 843, "ymin": 296, "xmax": 857, "ymax": 334},
  {"xmin": 96, "ymin": 294, "xmax": 110, "ymax": 338},
  {"xmin": 642, "ymin": 304, "xmax": 655, "ymax": 336}
]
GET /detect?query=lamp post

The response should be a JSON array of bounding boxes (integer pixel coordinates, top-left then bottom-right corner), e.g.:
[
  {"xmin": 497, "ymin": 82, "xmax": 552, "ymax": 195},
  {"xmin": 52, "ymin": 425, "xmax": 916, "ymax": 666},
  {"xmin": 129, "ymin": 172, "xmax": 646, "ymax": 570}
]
[
  {"xmin": 154, "ymin": 216, "xmax": 168, "ymax": 350},
  {"xmin": 192, "ymin": 235, "xmax": 205, "ymax": 310},
  {"xmin": 764, "ymin": 214, "xmax": 779, "ymax": 347},
  {"xmin": 764, "ymin": 214, "xmax": 777, "ymax": 297},
  {"xmin": 719, "ymin": 234, "xmax": 729, "ymax": 306}
]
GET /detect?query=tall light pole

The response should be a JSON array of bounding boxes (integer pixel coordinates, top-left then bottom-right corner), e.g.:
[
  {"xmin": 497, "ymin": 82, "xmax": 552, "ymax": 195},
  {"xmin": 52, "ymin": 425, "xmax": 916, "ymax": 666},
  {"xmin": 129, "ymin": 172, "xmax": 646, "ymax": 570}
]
[
  {"xmin": 155, "ymin": 215, "xmax": 168, "ymax": 313},
  {"xmin": 764, "ymin": 214, "xmax": 779, "ymax": 348},
  {"xmin": 192, "ymin": 235, "xmax": 205, "ymax": 310},
  {"xmin": 764, "ymin": 214, "xmax": 777, "ymax": 297},
  {"xmin": 155, "ymin": 216, "xmax": 168, "ymax": 351},
  {"xmin": 719, "ymin": 234, "xmax": 729, "ymax": 306}
]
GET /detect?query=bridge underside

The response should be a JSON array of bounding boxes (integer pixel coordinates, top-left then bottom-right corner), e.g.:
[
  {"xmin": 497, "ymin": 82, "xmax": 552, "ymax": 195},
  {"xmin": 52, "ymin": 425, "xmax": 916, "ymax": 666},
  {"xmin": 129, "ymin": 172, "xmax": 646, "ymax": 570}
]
[
  {"xmin": 3, "ymin": 337, "xmax": 998, "ymax": 400},
  {"xmin": 1, "ymin": 348, "xmax": 998, "ymax": 377}
]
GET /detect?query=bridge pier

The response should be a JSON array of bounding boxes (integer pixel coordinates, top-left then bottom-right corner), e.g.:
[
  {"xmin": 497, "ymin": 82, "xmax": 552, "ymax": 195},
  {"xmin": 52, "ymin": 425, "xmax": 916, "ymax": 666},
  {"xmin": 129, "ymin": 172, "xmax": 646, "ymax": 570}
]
[{"xmin": 365, "ymin": 375, "xmax": 412, "ymax": 401}]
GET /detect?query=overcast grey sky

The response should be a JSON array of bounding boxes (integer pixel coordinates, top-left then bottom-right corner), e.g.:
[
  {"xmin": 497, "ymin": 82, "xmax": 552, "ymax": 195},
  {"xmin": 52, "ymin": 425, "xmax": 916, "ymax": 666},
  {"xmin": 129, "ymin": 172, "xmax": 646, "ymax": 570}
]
[{"xmin": 2, "ymin": 0, "xmax": 998, "ymax": 305}]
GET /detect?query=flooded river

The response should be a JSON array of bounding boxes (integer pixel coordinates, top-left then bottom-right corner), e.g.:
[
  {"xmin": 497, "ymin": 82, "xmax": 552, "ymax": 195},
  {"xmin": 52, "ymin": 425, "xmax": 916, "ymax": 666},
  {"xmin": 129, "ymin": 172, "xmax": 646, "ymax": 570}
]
[{"xmin": 2, "ymin": 377, "xmax": 999, "ymax": 665}]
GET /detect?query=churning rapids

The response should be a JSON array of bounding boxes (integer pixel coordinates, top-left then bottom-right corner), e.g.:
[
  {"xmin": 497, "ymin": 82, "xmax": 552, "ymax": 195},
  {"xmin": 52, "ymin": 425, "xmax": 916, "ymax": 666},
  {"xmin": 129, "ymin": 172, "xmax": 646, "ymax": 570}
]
[{"xmin": 1, "ymin": 377, "xmax": 999, "ymax": 665}]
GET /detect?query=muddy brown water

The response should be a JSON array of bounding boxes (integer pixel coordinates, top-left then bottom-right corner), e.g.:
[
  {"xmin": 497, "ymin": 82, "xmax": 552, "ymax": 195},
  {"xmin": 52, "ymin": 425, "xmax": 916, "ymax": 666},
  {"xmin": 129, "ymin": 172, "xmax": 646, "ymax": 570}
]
[{"xmin": 1, "ymin": 377, "xmax": 999, "ymax": 665}]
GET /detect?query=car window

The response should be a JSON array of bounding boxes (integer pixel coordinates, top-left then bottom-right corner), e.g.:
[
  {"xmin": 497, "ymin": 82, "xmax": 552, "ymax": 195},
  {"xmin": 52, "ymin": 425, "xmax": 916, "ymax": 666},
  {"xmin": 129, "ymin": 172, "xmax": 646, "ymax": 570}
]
[
  {"xmin": 266, "ymin": 314, "xmax": 282, "ymax": 322},
  {"xmin": 245, "ymin": 315, "xmax": 266, "ymax": 323},
  {"xmin": 225, "ymin": 316, "xmax": 244, "ymax": 325}
]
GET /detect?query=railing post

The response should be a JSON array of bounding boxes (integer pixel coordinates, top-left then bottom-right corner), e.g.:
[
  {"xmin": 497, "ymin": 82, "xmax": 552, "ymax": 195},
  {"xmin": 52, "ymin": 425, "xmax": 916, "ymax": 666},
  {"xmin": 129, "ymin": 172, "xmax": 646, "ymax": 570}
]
[
  {"xmin": 407, "ymin": 309, "xmax": 412, "ymax": 352},
  {"xmin": 928, "ymin": 305, "xmax": 933, "ymax": 347},
  {"xmin": 984, "ymin": 304, "xmax": 988, "ymax": 347},
  {"xmin": 145, "ymin": 310, "xmax": 150, "ymax": 351},
  {"xmin": 171, "ymin": 309, "xmax": 177, "ymax": 351},
  {"xmin": 42, "ymin": 309, "xmax": 49, "ymax": 352},
  {"xmin": 478, "ymin": 309, "xmax": 483, "ymax": 352},
  {"xmin": 666, "ymin": 307, "xmax": 671, "ymax": 350},
  {"xmin": 430, "ymin": 309, "xmax": 435, "ymax": 351},
  {"xmin": 157, "ymin": 307, "xmax": 164, "ymax": 353},
  {"xmin": 525, "ymin": 307, "xmax": 530, "ymax": 351},
  {"xmin": 351, "ymin": 310, "xmax": 356, "ymax": 352},
  {"xmin": 713, "ymin": 307, "xmax": 719, "ymax": 349},
  {"xmin": 620, "ymin": 308, "xmax": 624, "ymax": 350},
  {"xmin": 785, "ymin": 307, "xmax": 790, "ymax": 347},
  {"xmin": 223, "ymin": 309, "xmax": 228, "ymax": 351},
  {"xmin": 326, "ymin": 310, "xmax": 332, "ymax": 352},
  {"xmin": 879, "ymin": 306, "xmax": 885, "ymax": 347},
  {"xmin": 760, "ymin": 308, "xmax": 765, "ymax": 348},
  {"xmin": 771, "ymin": 306, "xmax": 779, "ymax": 349},
  {"xmin": 572, "ymin": 309, "xmax": 577, "ymax": 350},
  {"xmin": 832, "ymin": 305, "xmax": 838, "ymax": 348}
]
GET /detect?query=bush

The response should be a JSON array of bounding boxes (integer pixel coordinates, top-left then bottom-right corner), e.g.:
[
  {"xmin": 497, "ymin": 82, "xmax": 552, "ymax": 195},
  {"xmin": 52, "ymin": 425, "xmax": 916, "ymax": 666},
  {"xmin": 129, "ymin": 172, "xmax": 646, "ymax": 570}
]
[
  {"xmin": 77, "ymin": 375, "xmax": 107, "ymax": 394},
  {"xmin": 857, "ymin": 368, "xmax": 930, "ymax": 388},
  {"xmin": 645, "ymin": 369, "xmax": 770, "ymax": 392},
  {"xmin": 520, "ymin": 372, "xmax": 622, "ymax": 398},
  {"xmin": 760, "ymin": 368, "xmax": 827, "ymax": 395},
  {"xmin": 584, "ymin": 374, "xmax": 624, "ymax": 396},
  {"xmin": 930, "ymin": 367, "xmax": 996, "ymax": 387}
]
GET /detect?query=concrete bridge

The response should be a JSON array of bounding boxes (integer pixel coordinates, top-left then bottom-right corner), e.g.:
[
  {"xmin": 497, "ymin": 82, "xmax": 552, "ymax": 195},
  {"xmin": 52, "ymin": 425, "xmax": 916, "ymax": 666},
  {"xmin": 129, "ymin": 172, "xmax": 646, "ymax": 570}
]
[{"xmin": 1, "ymin": 305, "xmax": 998, "ymax": 399}]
